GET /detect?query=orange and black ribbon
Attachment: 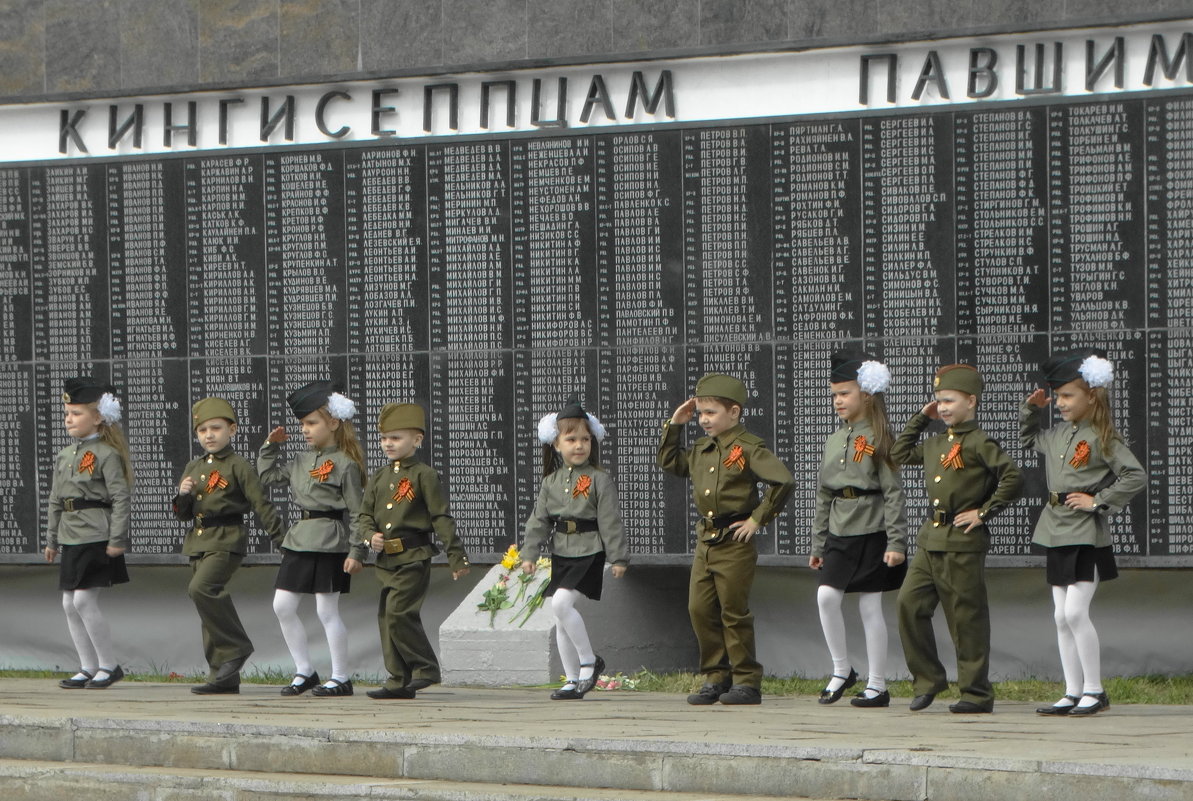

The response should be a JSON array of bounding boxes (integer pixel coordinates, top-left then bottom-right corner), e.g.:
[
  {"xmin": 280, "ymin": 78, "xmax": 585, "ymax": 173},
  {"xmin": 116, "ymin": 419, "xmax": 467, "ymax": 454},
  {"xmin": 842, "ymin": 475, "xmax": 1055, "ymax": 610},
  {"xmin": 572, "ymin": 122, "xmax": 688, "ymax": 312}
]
[
  {"xmin": 853, "ymin": 436, "xmax": 875, "ymax": 463},
  {"xmin": 205, "ymin": 471, "xmax": 229, "ymax": 493},
  {"xmin": 393, "ymin": 477, "xmax": 415, "ymax": 504},
  {"xmin": 940, "ymin": 442, "xmax": 965, "ymax": 470},
  {"xmin": 310, "ymin": 459, "xmax": 335, "ymax": 483},
  {"xmin": 78, "ymin": 451, "xmax": 96, "ymax": 475},
  {"xmin": 1070, "ymin": 441, "xmax": 1091, "ymax": 469},
  {"xmin": 723, "ymin": 444, "xmax": 746, "ymax": 471},
  {"xmin": 572, "ymin": 474, "xmax": 592, "ymax": 499}
]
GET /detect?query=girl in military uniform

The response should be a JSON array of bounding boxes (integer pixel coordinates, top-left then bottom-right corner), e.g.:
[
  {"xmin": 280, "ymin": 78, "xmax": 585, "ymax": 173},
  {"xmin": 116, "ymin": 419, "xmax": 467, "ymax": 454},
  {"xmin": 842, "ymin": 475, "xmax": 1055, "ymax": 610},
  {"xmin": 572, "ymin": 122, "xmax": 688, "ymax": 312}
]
[
  {"xmin": 520, "ymin": 395, "xmax": 628, "ymax": 700},
  {"xmin": 1022, "ymin": 349, "xmax": 1146, "ymax": 717},
  {"xmin": 46, "ymin": 378, "xmax": 132, "ymax": 690},
  {"xmin": 810, "ymin": 351, "xmax": 907, "ymax": 708},
  {"xmin": 259, "ymin": 381, "xmax": 369, "ymax": 697}
]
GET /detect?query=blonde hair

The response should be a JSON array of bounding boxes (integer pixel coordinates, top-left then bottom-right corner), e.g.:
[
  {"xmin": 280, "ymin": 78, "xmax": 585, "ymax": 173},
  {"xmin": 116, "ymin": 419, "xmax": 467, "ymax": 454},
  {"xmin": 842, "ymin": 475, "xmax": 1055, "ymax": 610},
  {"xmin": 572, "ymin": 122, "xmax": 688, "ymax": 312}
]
[
  {"xmin": 1078, "ymin": 382, "xmax": 1121, "ymax": 457},
  {"xmin": 541, "ymin": 416, "xmax": 603, "ymax": 478},
  {"xmin": 317, "ymin": 407, "xmax": 365, "ymax": 484},
  {"xmin": 85, "ymin": 401, "xmax": 134, "ymax": 486},
  {"xmin": 864, "ymin": 392, "xmax": 897, "ymax": 471}
]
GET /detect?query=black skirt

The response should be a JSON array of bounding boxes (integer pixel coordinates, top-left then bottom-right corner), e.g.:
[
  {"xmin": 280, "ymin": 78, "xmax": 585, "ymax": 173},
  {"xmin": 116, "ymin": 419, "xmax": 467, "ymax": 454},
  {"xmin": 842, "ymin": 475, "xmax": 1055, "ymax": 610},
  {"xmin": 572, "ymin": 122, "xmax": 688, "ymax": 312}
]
[
  {"xmin": 59, "ymin": 541, "xmax": 129, "ymax": 591},
  {"xmin": 1042, "ymin": 544, "xmax": 1118, "ymax": 586},
  {"xmin": 545, "ymin": 552, "xmax": 606, "ymax": 601},
  {"xmin": 275, "ymin": 549, "xmax": 352, "ymax": 594},
  {"xmin": 819, "ymin": 531, "xmax": 906, "ymax": 593}
]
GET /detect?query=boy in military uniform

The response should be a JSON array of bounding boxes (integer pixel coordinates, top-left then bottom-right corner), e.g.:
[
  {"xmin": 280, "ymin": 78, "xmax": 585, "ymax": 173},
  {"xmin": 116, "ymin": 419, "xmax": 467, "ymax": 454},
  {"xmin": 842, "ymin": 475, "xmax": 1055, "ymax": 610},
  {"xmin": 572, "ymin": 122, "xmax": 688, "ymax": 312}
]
[
  {"xmin": 659, "ymin": 373, "xmax": 795, "ymax": 705},
  {"xmin": 356, "ymin": 403, "xmax": 470, "ymax": 699},
  {"xmin": 173, "ymin": 397, "xmax": 283, "ymax": 694},
  {"xmin": 892, "ymin": 364, "xmax": 1022, "ymax": 713}
]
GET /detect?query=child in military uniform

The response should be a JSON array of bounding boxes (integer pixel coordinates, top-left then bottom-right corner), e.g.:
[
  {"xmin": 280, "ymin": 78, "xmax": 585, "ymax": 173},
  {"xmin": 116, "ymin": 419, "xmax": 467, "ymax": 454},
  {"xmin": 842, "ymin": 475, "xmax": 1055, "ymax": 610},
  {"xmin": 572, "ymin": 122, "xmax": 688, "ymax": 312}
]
[
  {"xmin": 521, "ymin": 395, "xmax": 628, "ymax": 700},
  {"xmin": 810, "ymin": 351, "xmax": 907, "ymax": 708},
  {"xmin": 1022, "ymin": 349, "xmax": 1145, "ymax": 717},
  {"xmin": 356, "ymin": 403, "xmax": 470, "ymax": 699},
  {"xmin": 659, "ymin": 373, "xmax": 795, "ymax": 706},
  {"xmin": 892, "ymin": 364, "xmax": 1022, "ymax": 713},
  {"xmin": 173, "ymin": 397, "xmax": 283, "ymax": 694},
  {"xmin": 46, "ymin": 378, "xmax": 133, "ymax": 690},
  {"xmin": 259, "ymin": 381, "xmax": 370, "ymax": 697}
]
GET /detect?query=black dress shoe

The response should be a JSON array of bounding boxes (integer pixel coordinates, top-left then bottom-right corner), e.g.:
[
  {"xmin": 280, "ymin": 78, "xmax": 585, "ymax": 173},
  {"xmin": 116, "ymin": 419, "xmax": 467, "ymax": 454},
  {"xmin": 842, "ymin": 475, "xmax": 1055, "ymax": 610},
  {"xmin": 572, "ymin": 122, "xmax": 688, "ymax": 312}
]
[
  {"xmin": 1036, "ymin": 695, "xmax": 1081, "ymax": 716},
  {"xmin": 1067, "ymin": 692, "xmax": 1110, "ymax": 716},
  {"xmin": 405, "ymin": 677, "xmax": 437, "ymax": 692},
  {"xmin": 948, "ymin": 700, "xmax": 993, "ymax": 714},
  {"xmin": 366, "ymin": 686, "xmax": 416, "ymax": 699},
  {"xmin": 850, "ymin": 688, "xmax": 891, "ymax": 708},
  {"xmin": 909, "ymin": 693, "xmax": 936, "ymax": 711},
  {"xmin": 686, "ymin": 681, "xmax": 730, "ymax": 705},
  {"xmin": 574, "ymin": 654, "xmax": 605, "ymax": 697},
  {"xmin": 281, "ymin": 671, "xmax": 320, "ymax": 696},
  {"xmin": 551, "ymin": 683, "xmax": 582, "ymax": 700},
  {"xmin": 818, "ymin": 667, "xmax": 858, "ymax": 705},
  {"xmin": 311, "ymin": 679, "xmax": 353, "ymax": 697},
  {"xmin": 191, "ymin": 683, "xmax": 239, "ymax": 695},
  {"xmin": 86, "ymin": 665, "xmax": 124, "ymax": 689},
  {"xmin": 719, "ymin": 684, "xmax": 762, "ymax": 705},
  {"xmin": 59, "ymin": 670, "xmax": 94, "ymax": 689}
]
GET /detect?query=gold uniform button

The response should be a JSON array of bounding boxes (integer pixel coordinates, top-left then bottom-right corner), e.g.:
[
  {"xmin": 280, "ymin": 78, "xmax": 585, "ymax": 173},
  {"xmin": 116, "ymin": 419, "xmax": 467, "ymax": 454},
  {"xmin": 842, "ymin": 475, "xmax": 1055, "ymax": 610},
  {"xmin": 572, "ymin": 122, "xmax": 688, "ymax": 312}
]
[
  {"xmin": 704, "ymin": 489, "xmax": 711, "ymax": 496},
  {"xmin": 840, "ymin": 459, "xmax": 845, "ymax": 464},
  {"xmin": 934, "ymin": 476, "xmax": 942, "ymax": 483},
  {"xmin": 197, "ymin": 493, "xmax": 204, "ymax": 500},
  {"xmin": 200, "ymin": 474, "xmax": 207, "ymax": 480},
  {"xmin": 932, "ymin": 522, "xmax": 940, "ymax": 528},
  {"xmin": 708, "ymin": 466, "xmax": 715, "ymax": 473},
  {"xmin": 197, "ymin": 529, "xmax": 204, "ymax": 535},
  {"xmin": 389, "ymin": 484, "xmax": 395, "ymax": 491},
  {"xmin": 386, "ymin": 502, "xmax": 393, "ymax": 510},
  {"xmin": 206, "ymin": 456, "xmax": 214, "ymax": 464},
  {"xmin": 384, "ymin": 523, "xmax": 392, "ymax": 530},
  {"xmin": 706, "ymin": 510, "xmax": 714, "ymax": 517},
  {"xmin": 933, "ymin": 498, "xmax": 940, "ymax": 506}
]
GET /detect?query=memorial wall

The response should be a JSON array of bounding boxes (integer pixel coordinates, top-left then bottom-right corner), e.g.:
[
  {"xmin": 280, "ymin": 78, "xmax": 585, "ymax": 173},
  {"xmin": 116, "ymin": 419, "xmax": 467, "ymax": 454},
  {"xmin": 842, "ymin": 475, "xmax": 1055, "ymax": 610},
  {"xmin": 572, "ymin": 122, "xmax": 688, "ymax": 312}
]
[{"xmin": 0, "ymin": 21, "xmax": 1190, "ymax": 566}]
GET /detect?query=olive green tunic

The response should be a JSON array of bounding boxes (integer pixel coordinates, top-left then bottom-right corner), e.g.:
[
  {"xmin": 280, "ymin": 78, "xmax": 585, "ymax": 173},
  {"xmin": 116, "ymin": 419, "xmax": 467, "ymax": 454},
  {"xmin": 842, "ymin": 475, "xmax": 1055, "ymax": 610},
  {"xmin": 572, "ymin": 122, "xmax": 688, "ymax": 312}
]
[
  {"xmin": 1020, "ymin": 402, "xmax": 1147, "ymax": 548},
  {"xmin": 522, "ymin": 462, "xmax": 628, "ymax": 565},
  {"xmin": 173, "ymin": 446, "xmax": 284, "ymax": 555},
  {"xmin": 812, "ymin": 418, "xmax": 907, "ymax": 557},
  {"xmin": 258, "ymin": 441, "xmax": 367, "ymax": 558},
  {"xmin": 47, "ymin": 437, "xmax": 131, "ymax": 550}
]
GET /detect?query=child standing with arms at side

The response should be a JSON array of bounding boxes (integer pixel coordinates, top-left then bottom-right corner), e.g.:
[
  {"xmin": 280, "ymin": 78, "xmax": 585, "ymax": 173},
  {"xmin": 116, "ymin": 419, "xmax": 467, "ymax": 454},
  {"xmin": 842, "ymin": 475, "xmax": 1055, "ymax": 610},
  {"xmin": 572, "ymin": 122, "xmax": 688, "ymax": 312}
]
[
  {"xmin": 659, "ymin": 373, "xmax": 795, "ymax": 706},
  {"xmin": 174, "ymin": 397, "xmax": 283, "ymax": 694},
  {"xmin": 1023, "ymin": 350, "xmax": 1145, "ymax": 716},
  {"xmin": 46, "ymin": 378, "xmax": 132, "ymax": 689},
  {"xmin": 259, "ymin": 381, "xmax": 370, "ymax": 697},
  {"xmin": 521, "ymin": 395, "xmax": 628, "ymax": 700},
  {"xmin": 810, "ymin": 351, "xmax": 907, "ymax": 708},
  {"xmin": 356, "ymin": 403, "xmax": 470, "ymax": 699},
  {"xmin": 892, "ymin": 364, "xmax": 1022, "ymax": 714}
]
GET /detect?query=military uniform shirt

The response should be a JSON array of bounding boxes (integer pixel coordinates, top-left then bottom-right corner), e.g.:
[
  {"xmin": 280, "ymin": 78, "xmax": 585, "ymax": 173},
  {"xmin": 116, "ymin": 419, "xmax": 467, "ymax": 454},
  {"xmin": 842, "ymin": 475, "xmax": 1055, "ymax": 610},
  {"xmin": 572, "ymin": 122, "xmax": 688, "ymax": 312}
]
[
  {"xmin": 658, "ymin": 421, "xmax": 795, "ymax": 530},
  {"xmin": 47, "ymin": 437, "xmax": 131, "ymax": 550},
  {"xmin": 258, "ymin": 441, "xmax": 366, "ymax": 557},
  {"xmin": 1020, "ymin": 402, "xmax": 1146, "ymax": 548},
  {"xmin": 812, "ymin": 418, "xmax": 908, "ymax": 557},
  {"xmin": 522, "ymin": 463, "xmax": 629, "ymax": 564},
  {"xmin": 356, "ymin": 457, "xmax": 469, "ymax": 572},
  {"xmin": 173, "ymin": 446, "xmax": 284, "ymax": 556},
  {"xmin": 892, "ymin": 414, "xmax": 1023, "ymax": 552}
]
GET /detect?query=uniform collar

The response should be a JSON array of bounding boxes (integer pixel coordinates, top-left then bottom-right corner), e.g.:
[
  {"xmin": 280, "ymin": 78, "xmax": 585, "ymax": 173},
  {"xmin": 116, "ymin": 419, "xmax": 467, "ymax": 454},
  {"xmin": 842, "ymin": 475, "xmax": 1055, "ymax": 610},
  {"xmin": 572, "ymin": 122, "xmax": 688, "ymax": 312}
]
[
  {"xmin": 203, "ymin": 445, "xmax": 235, "ymax": 461},
  {"xmin": 310, "ymin": 444, "xmax": 340, "ymax": 457},
  {"xmin": 842, "ymin": 417, "xmax": 873, "ymax": 434},
  {"xmin": 390, "ymin": 455, "xmax": 420, "ymax": 470},
  {"xmin": 946, "ymin": 419, "xmax": 979, "ymax": 436},
  {"xmin": 562, "ymin": 460, "xmax": 592, "ymax": 470},
  {"xmin": 77, "ymin": 432, "xmax": 101, "ymax": 443},
  {"xmin": 700, "ymin": 424, "xmax": 745, "ymax": 450}
]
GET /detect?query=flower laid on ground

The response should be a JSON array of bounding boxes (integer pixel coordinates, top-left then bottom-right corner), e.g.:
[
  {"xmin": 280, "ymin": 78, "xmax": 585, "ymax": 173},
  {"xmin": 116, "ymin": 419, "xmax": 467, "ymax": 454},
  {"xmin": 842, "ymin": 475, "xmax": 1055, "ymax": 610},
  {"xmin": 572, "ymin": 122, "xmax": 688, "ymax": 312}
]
[
  {"xmin": 596, "ymin": 673, "xmax": 639, "ymax": 691},
  {"xmin": 477, "ymin": 573, "xmax": 513, "ymax": 626},
  {"xmin": 512, "ymin": 557, "xmax": 552, "ymax": 628},
  {"xmin": 500, "ymin": 544, "xmax": 521, "ymax": 570}
]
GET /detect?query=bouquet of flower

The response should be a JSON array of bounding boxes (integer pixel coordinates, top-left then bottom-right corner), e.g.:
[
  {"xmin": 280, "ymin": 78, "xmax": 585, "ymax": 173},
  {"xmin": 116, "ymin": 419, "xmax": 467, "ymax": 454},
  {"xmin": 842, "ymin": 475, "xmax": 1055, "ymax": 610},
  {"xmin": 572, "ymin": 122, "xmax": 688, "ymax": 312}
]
[
  {"xmin": 511, "ymin": 556, "xmax": 551, "ymax": 627},
  {"xmin": 476, "ymin": 545, "xmax": 521, "ymax": 626}
]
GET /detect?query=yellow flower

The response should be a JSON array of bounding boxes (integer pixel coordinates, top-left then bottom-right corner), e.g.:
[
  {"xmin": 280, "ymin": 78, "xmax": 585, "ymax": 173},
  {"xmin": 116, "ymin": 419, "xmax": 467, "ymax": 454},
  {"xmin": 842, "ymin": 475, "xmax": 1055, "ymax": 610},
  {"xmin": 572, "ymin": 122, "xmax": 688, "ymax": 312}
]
[
  {"xmin": 536, "ymin": 556, "xmax": 550, "ymax": 570},
  {"xmin": 500, "ymin": 544, "xmax": 521, "ymax": 570}
]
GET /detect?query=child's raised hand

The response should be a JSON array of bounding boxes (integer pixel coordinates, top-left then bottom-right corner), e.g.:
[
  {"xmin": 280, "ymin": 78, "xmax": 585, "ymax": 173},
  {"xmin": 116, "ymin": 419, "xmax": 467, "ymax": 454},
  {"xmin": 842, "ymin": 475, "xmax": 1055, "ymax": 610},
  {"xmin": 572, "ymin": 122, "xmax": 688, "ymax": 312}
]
[
  {"xmin": 521, "ymin": 560, "xmax": 536, "ymax": 575},
  {"xmin": 178, "ymin": 476, "xmax": 196, "ymax": 495},
  {"xmin": 611, "ymin": 564, "xmax": 627, "ymax": 578},
  {"xmin": 922, "ymin": 401, "xmax": 940, "ymax": 419},
  {"xmin": 44, "ymin": 546, "xmax": 57, "ymax": 563},
  {"xmin": 343, "ymin": 557, "xmax": 363, "ymax": 575},
  {"xmin": 266, "ymin": 426, "xmax": 288, "ymax": 444},
  {"xmin": 1026, "ymin": 389, "xmax": 1051, "ymax": 408},
  {"xmin": 670, "ymin": 397, "xmax": 697, "ymax": 425}
]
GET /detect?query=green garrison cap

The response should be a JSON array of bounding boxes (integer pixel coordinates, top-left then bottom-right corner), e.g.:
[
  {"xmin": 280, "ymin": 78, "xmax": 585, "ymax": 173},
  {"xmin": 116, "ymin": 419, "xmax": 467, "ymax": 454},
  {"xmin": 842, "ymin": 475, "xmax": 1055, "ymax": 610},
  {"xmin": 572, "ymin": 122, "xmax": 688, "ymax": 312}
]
[
  {"xmin": 192, "ymin": 397, "xmax": 237, "ymax": 429},
  {"xmin": 379, "ymin": 402, "xmax": 425, "ymax": 433},
  {"xmin": 695, "ymin": 373, "xmax": 747, "ymax": 406},
  {"xmin": 933, "ymin": 364, "xmax": 983, "ymax": 397}
]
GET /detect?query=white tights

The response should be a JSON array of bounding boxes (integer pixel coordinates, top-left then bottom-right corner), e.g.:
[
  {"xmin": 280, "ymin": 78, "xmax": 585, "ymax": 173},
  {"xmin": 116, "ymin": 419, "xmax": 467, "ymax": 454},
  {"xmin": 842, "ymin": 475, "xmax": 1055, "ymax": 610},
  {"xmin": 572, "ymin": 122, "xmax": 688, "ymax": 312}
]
[
  {"xmin": 62, "ymin": 588, "xmax": 115, "ymax": 677},
  {"xmin": 273, "ymin": 590, "xmax": 350, "ymax": 683},
  {"xmin": 817, "ymin": 586, "xmax": 888, "ymax": 694},
  {"xmin": 1052, "ymin": 580, "xmax": 1102, "ymax": 707},
  {"xmin": 552, "ymin": 588, "xmax": 596, "ymax": 685}
]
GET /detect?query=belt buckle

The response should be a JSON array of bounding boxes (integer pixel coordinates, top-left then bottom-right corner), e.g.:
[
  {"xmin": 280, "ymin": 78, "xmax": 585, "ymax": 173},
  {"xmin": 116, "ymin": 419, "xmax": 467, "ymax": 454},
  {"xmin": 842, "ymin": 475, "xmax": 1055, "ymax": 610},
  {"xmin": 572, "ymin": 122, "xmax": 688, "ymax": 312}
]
[
  {"xmin": 384, "ymin": 537, "xmax": 405, "ymax": 555},
  {"xmin": 841, "ymin": 487, "xmax": 857, "ymax": 500},
  {"xmin": 565, "ymin": 520, "xmax": 578, "ymax": 534},
  {"xmin": 301, "ymin": 510, "xmax": 312, "ymax": 520},
  {"xmin": 63, "ymin": 498, "xmax": 75, "ymax": 512},
  {"xmin": 1049, "ymin": 491, "xmax": 1060, "ymax": 506}
]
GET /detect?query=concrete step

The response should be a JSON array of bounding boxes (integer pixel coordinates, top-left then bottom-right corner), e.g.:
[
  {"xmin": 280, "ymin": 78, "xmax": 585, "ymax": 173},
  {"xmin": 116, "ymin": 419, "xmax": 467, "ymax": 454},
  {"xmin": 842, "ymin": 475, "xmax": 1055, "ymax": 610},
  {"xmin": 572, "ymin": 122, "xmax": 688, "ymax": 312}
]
[{"xmin": 0, "ymin": 758, "xmax": 837, "ymax": 801}]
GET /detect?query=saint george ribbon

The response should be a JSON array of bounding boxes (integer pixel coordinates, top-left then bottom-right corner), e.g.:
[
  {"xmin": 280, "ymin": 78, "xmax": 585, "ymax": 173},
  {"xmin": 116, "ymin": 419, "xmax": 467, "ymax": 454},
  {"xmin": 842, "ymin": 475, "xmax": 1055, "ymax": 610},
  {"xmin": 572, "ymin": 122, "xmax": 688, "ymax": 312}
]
[
  {"xmin": 723, "ymin": 444, "xmax": 746, "ymax": 471},
  {"xmin": 309, "ymin": 459, "xmax": 335, "ymax": 482},
  {"xmin": 572, "ymin": 473, "xmax": 592, "ymax": 499},
  {"xmin": 205, "ymin": 471, "xmax": 229, "ymax": 493},
  {"xmin": 940, "ymin": 442, "xmax": 965, "ymax": 470},
  {"xmin": 1069, "ymin": 441, "xmax": 1091, "ymax": 469},
  {"xmin": 853, "ymin": 436, "xmax": 875, "ymax": 463},
  {"xmin": 393, "ymin": 477, "xmax": 415, "ymax": 504},
  {"xmin": 78, "ymin": 451, "xmax": 96, "ymax": 475}
]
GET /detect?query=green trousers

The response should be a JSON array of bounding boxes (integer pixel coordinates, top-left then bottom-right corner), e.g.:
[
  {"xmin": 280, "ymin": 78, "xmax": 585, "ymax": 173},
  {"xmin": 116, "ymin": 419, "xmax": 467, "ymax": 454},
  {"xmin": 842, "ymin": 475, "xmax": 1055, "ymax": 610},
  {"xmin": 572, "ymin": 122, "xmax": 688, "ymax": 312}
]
[
  {"xmin": 188, "ymin": 551, "xmax": 253, "ymax": 685},
  {"xmin": 688, "ymin": 538, "xmax": 761, "ymax": 688},
  {"xmin": 896, "ymin": 548, "xmax": 993, "ymax": 707},
  {"xmin": 376, "ymin": 558, "xmax": 438, "ymax": 691}
]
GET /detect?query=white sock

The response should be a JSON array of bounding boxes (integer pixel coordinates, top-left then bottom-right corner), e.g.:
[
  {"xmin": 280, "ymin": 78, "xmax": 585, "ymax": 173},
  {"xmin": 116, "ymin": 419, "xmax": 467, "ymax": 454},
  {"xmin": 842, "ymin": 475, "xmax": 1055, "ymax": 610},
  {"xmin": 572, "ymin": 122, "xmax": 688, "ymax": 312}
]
[
  {"xmin": 817, "ymin": 585, "xmax": 850, "ymax": 690},
  {"xmin": 273, "ymin": 590, "xmax": 314, "ymax": 678},
  {"xmin": 1051, "ymin": 585, "xmax": 1083, "ymax": 701},
  {"xmin": 858, "ymin": 592, "xmax": 888, "ymax": 693},
  {"xmin": 71, "ymin": 588, "xmax": 115, "ymax": 671},
  {"xmin": 552, "ymin": 589, "xmax": 595, "ymax": 680},
  {"xmin": 1063, "ymin": 580, "xmax": 1104, "ymax": 706},
  {"xmin": 62, "ymin": 591, "xmax": 99, "ymax": 675},
  {"xmin": 315, "ymin": 592, "xmax": 350, "ymax": 683}
]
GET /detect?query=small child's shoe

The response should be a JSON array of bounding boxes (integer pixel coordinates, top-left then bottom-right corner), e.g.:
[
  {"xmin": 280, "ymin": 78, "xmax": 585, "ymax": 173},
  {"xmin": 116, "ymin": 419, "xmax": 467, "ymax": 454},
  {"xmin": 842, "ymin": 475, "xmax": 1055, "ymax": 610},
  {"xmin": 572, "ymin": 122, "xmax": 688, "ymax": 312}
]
[{"xmin": 718, "ymin": 685, "xmax": 762, "ymax": 705}]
